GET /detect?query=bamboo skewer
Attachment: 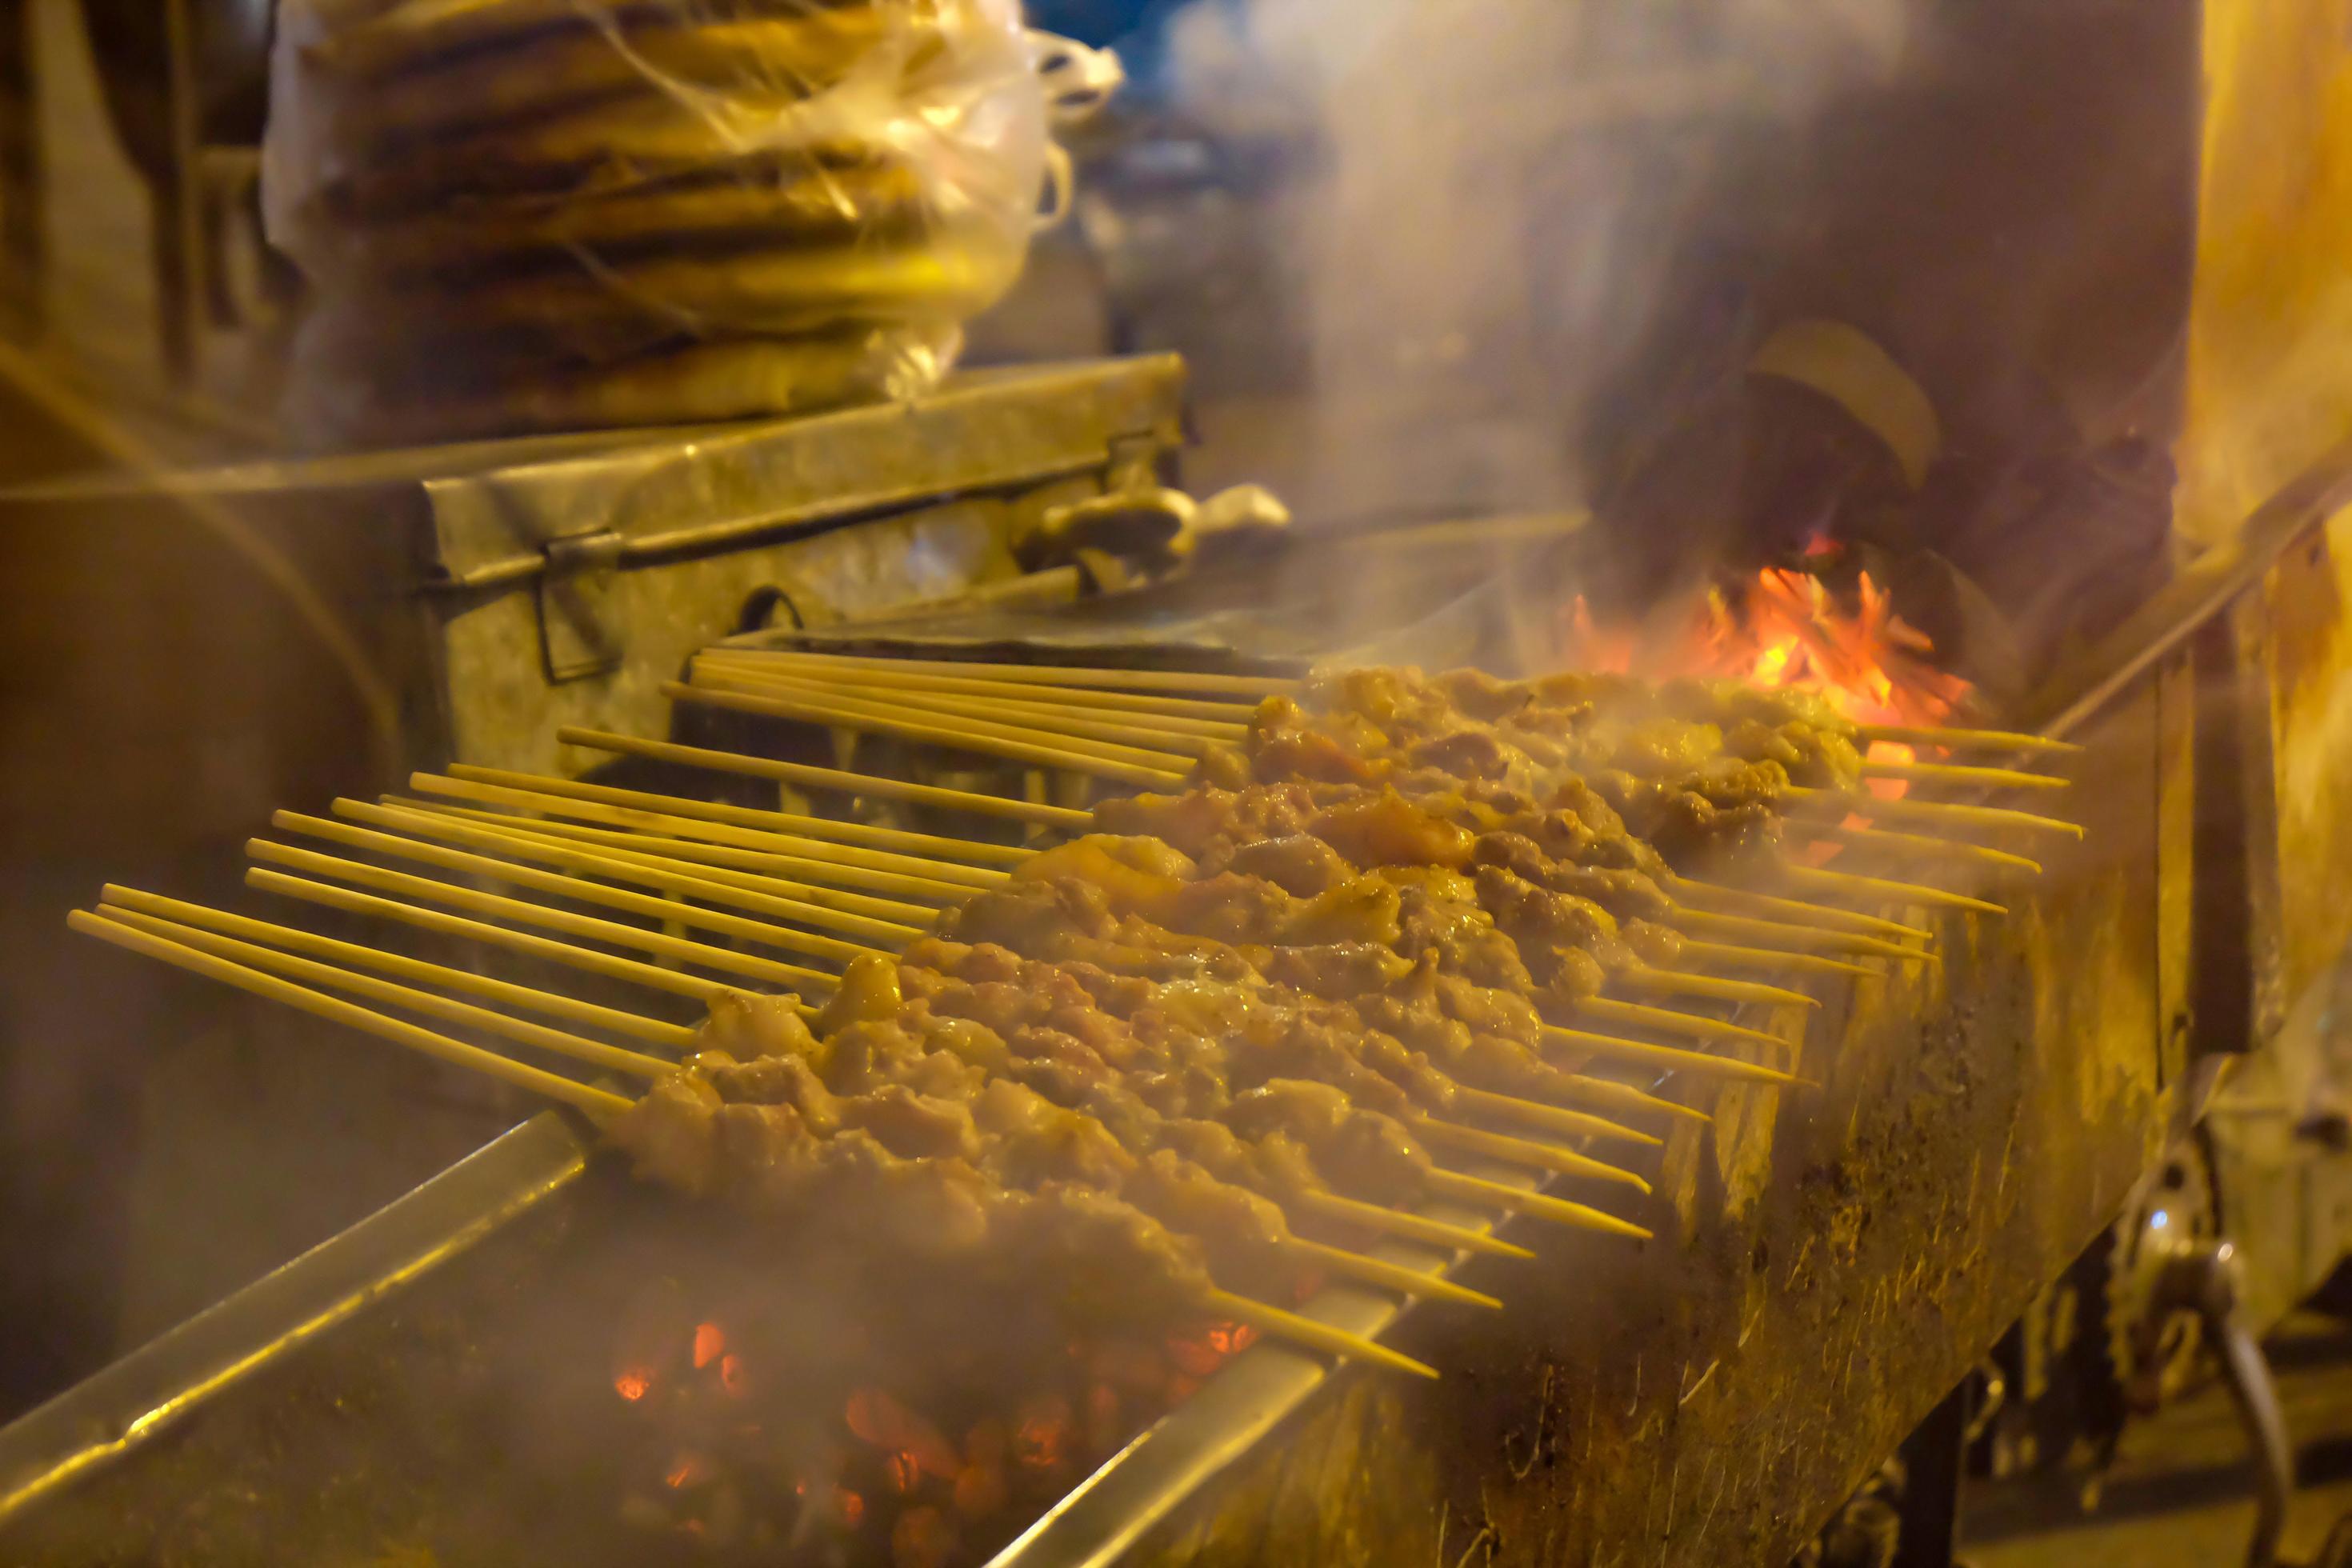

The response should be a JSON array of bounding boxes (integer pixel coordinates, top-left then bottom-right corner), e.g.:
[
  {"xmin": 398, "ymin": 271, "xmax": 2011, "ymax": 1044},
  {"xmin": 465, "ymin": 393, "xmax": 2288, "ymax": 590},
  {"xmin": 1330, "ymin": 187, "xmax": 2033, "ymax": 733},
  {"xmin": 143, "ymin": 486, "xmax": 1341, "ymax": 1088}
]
[
  {"xmin": 1668, "ymin": 909, "xmax": 1936, "ymax": 964},
  {"xmin": 1451, "ymin": 1085, "xmax": 1662, "ymax": 1147},
  {"xmin": 1675, "ymin": 939, "xmax": 1876, "ymax": 980},
  {"xmin": 673, "ymin": 674, "xmax": 1205, "ymax": 775},
  {"xmin": 663, "ymin": 681, "xmax": 1196, "ymax": 787},
  {"xmin": 1801, "ymin": 822, "xmax": 2042, "ymax": 875},
  {"xmin": 254, "ymin": 839, "xmax": 1762, "ymax": 1118},
  {"xmin": 249, "ymin": 842, "xmax": 838, "ymax": 994},
  {"xmin": 1419, "ymin": 1170, "xmax": 1653, "ymax": 1241},
  {"xmin": 248, "ymin": 870, "xmax": 746, "ymax": 1006},
  {"xmin": 438, "ymin": 765, "xmax": 1032, "ymax": 869},
  {"xmin": 1198, "ymin": 1290, "xmax": 1438, "ymax": 1378},
  {"xmin": 694, "ymin": 654, "xmax": 1262, "ymax": 723},
  {"xmin": 70, "ymin": 910, "xmax": 635, "ymax": 1117},
  {"xmin": 1278, "ymin": 1238, "xmax": 1501, "ymax": 1310},
  {"xmin": 1855, "ymin": 722, "xmax": 2082, "ymax": 755},
  {"xmin": 574, "ymin": 728, "xmax": 1962, "ymax": 970},
  {"xmin": 379, "ymin": 799, "xmax": 946, "ymax": 928},
  {"xmin": 101, "ymin": 886, "xmax": 700, "ymax": 1050},
  {"xmin": 1404, "ymin": 1113, "xmax": 1650, "ymax": 1193},
  {"xmin": 1669, "ymin": 876, "xmax": 1932, "ymax": 942},
  {"xmin": 1774, "ymin": 863, "xmax": 2006, "ymax": 917},
  {"xmin": 310, "ymin": 803, "xmax": 906, "ymax": 963},
  {"xmin": 714, "ymin": 650, "xmax": 1298, "ymax": 698},
  {"xmin": 1539, "ymin": 1076, "xmax": 1711, "ymax": 1126},
  {"xmin": 814, "ymin": 681, "xmax": 1241, "ymax": 745},
  {"xmin": 97, "ymin": 906, "xmax": 677, "ymax": 1082},
  {"xmin": 1614, "ymin": 965, "xmax": 1818, "ymax": 1010},
  {"xmin": 1785, "ymin": 783, "xmax": 2083, "ymax": 839},
  {"xmin": 222, "ymin": 878, "xmax": 1514, "ymax": 1294},
  {"xmin": 1290, "ymin": 1190, "xmax": 1534, "ymax": 1259},
  {"xmin": 1858, "ymin": 759, "xmax": 2069, "ymax": 793},
  {"xmin": 694, "ymin": 663, "xmax": 1246, "ymax": 747},
  {"xmin": 81, "ymin": 915, "xmax": 1438, "ymax": 1378},
  {"xmin": 1571, "ymin": 997, "xmax": 1794, "ymax": 1052},
  {"xmin": 1542, "ymin": 1025, "xmax": 1803, "ymax": 1086},
  {"xmin": 558, "ymin": 729, "xmax": 1093, "ymax": 830},
  {"xmin": 403, "ymin": 802, "xmax": 974, "ymax": 906}
]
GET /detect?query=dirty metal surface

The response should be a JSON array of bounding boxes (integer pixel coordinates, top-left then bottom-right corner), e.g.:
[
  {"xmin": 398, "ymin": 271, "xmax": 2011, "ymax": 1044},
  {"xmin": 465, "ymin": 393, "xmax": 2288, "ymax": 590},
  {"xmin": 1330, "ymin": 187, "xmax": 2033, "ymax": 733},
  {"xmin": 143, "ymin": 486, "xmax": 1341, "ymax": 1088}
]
[
  {"xmin": 0, "ymin": 357, "xmax": 1188, "ymax": 778},
  {"xmin": 1108, "ymin": 686, "xmax": 2173, "ymax": 1567}
]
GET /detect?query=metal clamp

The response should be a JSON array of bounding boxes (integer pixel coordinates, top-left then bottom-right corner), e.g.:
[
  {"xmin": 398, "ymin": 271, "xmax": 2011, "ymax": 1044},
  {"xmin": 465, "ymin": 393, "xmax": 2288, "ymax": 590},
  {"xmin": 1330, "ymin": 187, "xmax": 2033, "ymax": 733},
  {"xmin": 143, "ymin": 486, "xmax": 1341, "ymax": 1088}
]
[
  {"xmin": 2134, "ymin": 1236, "xmax": 2293, "ymax": 1568},
  {"xmin": 535, "ymin": 527, "xmax": 626, "ymax": 682}
]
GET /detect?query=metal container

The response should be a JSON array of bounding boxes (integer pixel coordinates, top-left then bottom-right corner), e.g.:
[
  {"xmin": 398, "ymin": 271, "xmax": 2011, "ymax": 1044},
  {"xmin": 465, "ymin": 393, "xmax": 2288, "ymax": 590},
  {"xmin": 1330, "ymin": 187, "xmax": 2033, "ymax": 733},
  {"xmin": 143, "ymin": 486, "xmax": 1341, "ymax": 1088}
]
[{"xmin": 0, "ymin": 356, "xmax": 1186, "ymax": 781}]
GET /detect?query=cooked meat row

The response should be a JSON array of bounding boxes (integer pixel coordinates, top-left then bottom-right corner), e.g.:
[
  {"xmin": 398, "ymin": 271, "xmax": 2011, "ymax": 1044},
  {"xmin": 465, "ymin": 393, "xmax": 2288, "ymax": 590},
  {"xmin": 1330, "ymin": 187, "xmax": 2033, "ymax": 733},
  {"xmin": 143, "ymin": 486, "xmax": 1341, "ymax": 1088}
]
[
  {"xmin": 610, "ymin": 666, "xmax": 1854, "ymax": 1336},
  {"xmin": 1209, "ymin": 666, "xmax": 1872, "ymax": 870}
]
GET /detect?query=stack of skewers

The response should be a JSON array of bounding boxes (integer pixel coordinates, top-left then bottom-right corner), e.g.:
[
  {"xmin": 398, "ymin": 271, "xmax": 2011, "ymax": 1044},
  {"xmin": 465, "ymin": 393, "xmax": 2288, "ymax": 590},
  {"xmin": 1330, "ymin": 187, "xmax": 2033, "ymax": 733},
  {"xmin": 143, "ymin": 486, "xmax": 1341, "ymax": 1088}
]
[{"xmin": 71, "ymin": 658, "xmax": 2079, "ymax": 1382}]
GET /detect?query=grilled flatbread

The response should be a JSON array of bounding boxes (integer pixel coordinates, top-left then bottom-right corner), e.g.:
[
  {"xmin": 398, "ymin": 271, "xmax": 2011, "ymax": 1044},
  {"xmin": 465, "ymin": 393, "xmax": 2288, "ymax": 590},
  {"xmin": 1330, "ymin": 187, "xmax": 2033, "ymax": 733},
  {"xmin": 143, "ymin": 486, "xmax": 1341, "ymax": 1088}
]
[
  {"xmin": 391, "ymin": 226, "xmax": 1020, "ymax": 345},
  {"xmin": 341, "ymin": 158, "xmax": 937, "ymax": 278},
  {"xmin": 325, "ymin": 10, "xmax": 930, "ymax": 151}
]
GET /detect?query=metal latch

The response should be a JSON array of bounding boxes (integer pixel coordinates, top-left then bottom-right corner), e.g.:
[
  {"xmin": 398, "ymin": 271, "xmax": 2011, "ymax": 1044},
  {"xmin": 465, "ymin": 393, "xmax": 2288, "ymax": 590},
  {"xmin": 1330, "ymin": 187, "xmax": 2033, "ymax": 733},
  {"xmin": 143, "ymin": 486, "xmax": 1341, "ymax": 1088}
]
[{"xmin": 536, "ymin": 528, "xmax": 626, "ymax": 682}]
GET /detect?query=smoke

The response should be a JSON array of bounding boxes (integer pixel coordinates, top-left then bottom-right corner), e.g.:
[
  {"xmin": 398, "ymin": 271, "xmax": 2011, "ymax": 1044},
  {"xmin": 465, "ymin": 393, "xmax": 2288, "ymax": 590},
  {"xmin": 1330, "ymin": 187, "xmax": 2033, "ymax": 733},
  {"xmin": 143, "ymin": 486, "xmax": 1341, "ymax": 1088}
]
[{"xmin": 1160, "ymin": 0, "xmax": 1917, "ymax": 524}]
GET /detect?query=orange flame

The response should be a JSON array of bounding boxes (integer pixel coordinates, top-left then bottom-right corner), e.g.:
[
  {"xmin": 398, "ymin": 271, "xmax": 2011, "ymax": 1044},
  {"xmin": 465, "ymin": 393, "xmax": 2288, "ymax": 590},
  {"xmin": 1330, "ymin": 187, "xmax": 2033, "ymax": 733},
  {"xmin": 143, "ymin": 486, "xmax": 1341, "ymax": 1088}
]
[
  {"xmin": 613, "ymin": 1368, "xmax": 653, "ymax": 1402},
  {"xmin": 1560, "ymin": 568, "xmax": 1966, "ymax": 729},
  {"xmin": 691, "ymin": 1322, "xmax": 725, "ymax": 1370},
  {"xmin": 1558, "ymin": 566, "xmax": 1972, "ymax": 807},
  {"xmin": 1696, "ymin": 569, "xmax": 1967, "ymax": 732}
]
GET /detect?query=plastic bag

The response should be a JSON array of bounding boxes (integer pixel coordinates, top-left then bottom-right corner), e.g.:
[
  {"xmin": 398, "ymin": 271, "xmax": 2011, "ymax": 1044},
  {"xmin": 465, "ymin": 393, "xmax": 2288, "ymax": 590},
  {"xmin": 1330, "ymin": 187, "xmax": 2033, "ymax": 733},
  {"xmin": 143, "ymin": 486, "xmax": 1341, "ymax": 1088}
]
[{"xmin": 263, "ymin": 0, "xmax": 1066, "ymax": 445}]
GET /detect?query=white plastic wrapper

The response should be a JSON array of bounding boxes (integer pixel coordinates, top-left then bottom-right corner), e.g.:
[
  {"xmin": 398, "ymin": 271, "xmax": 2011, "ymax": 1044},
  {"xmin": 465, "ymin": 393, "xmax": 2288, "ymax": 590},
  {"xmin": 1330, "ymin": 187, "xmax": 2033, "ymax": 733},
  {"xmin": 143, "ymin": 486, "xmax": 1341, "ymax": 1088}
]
[{"xmin": 263, "ymin": 0, "xmax": 1083, "ymax": 443}]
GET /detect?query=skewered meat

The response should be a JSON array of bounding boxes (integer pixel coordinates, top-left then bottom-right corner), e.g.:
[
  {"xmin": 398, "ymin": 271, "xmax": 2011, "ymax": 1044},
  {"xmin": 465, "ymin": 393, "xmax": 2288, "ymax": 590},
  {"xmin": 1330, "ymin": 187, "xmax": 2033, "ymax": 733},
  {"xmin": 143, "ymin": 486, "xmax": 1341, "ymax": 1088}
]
[{"xmin": 1236, "ymin": 665, "xmax": 1873, "ymax": 870}]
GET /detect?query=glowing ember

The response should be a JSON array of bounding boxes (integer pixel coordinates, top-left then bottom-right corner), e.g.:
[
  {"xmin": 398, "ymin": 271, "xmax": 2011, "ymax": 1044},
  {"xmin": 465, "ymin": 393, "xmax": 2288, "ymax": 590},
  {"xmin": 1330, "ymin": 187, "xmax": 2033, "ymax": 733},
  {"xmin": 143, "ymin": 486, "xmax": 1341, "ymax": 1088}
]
[
  {"xmin": 1164, "ymin": 1319, "xmax": 1257, "ymax": 1378},
  {"xmin": 845, "ymin": 1389, "xmax": 959, "ymax": 1480},
  {"xmin": 691, "ymin": 1322, "xmax": 725, "ymax": 1370},
  {"xmin": 834, "ymin": 1486, "xmax": 866, "ymax": 1528},
  {"xmin": 1205, "ymin": 1322, "xmax": 1258, "ymax": 1356},
  {"xmin": 718, "ymin": 1353, "xmax": 748, "ymax": 1396},
  {"xmin": 665, "ymin": 1452, "xmax": 708, "ymax": 1490},
  {"xmin": 1011, "ymin": 1395, "xmax": 1073, "ymax": 1472},
  {"xmin": 613, "ymin": 1368, "xmax": 653, "ymax": 1402},
  {"xmin": 886, "ymin": 1450, "xmax": 922, "ymax": 1494}
]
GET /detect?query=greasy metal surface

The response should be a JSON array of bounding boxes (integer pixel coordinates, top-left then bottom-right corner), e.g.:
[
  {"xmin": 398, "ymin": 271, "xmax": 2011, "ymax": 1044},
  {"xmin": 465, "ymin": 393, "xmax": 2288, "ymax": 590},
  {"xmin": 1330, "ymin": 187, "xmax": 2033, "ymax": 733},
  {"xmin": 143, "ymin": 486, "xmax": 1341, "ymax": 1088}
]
[
  {"xmin": 422, "ymin": 359, "xmax": 1186, "ymax": 588},
  {"xmin": 0, "ymin": 1111, "xmax": 589, "ymax": 1530},
  {"xmin": 2027, "ymin": 432, "xmax": 2352, "ymax": 741},
  {"xmin": 716, "ymin": 512, "xmax": 1592, "ymax": 676},
  {"xmin": 2265, "ymin": 508, "xmax": 2352, "ymax": 1011}
]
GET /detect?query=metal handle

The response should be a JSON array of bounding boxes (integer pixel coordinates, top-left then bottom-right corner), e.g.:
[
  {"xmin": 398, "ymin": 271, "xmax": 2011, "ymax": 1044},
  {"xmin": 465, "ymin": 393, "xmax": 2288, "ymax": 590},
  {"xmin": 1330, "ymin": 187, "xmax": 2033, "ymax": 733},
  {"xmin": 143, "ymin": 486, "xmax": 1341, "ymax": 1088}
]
[{"xmin": 2146, "ymin": 1239, "xmax": 2292, "ymax": 1568}]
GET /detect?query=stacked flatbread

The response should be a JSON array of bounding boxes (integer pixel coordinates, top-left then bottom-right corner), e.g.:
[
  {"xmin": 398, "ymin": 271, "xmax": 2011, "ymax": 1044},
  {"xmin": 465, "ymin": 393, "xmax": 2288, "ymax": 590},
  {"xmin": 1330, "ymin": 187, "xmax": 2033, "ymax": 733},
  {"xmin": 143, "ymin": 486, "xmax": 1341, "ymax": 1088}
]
[{"xmin": 265, "ymin": 0, "xmax": 1046, "ymax": 443}]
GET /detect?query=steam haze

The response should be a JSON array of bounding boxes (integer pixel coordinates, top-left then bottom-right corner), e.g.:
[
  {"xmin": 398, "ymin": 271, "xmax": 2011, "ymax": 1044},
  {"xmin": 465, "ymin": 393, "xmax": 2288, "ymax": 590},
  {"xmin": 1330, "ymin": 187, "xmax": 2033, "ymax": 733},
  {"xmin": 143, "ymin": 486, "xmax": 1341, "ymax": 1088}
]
[{"xmin": 1163, "ymin": 0, "xmax": 1916, "ymax": 523}]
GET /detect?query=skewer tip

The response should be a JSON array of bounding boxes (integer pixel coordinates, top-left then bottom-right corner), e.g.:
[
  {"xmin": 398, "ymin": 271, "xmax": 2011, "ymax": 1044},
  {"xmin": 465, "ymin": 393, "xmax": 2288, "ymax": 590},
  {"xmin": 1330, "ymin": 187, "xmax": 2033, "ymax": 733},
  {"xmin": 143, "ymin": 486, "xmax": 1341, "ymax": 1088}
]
[{"xmin": 1202, "ymin": 1290, "xmax": 1440, "ymax": 1379}]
